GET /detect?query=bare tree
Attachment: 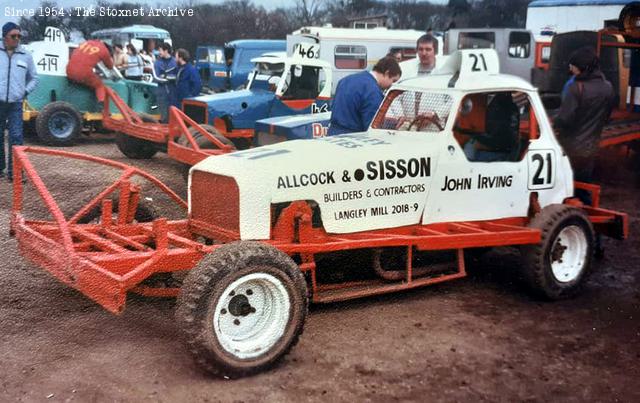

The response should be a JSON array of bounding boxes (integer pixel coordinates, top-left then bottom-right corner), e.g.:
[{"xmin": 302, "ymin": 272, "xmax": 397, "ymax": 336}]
[
  {"xmin": 294, "ymin": 0, "xmax": 327, "ymax": 26},
  {"xmin": 18, "ymin": 1, "xmax": 69, "ymax": 41}
]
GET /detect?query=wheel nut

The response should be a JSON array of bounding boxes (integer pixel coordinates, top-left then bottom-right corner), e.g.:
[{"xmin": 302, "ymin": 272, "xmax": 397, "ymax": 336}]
[
  {"xmin": 221, "ymin": 309, "xmax": 227, "ymax": 315},
  {"xmin": 230, "ymin": 291, "xmax": 235, "ymax": 296},
  {"xmin": 246, "ymin": 289, "xmax": 253, "ymax": 295},
  {"xmin": 233, "ymin": 319, "xmax": 240, "ymax": 326}
]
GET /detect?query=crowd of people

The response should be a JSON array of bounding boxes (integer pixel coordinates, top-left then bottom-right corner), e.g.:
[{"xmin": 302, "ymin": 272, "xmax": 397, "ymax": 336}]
[{"xmin": 65, "ymin": 36, "xmax": 201, "ymax": 123}]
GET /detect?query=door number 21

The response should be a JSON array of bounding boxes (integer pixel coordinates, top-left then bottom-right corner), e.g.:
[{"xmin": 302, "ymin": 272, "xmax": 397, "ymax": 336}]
[{"xmin": 528, "ymin": 151, "xmax": 555, "ymax": 189}]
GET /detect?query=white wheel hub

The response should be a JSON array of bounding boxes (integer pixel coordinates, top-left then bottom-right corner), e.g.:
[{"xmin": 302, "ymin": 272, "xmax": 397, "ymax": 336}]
[
  {"xmin": 213, "ymin": 272, "xmax": 291, "ymax": 359},
  {"xmin": 549, "ymin": 225, "xmax": 588, "ymax": 283}
]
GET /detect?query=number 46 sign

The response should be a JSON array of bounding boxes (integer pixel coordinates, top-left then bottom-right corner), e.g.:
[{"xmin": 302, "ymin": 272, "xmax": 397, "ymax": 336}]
[{"xmin": 293, "ymin": 43, "xmax": 320, "ymax": 60}]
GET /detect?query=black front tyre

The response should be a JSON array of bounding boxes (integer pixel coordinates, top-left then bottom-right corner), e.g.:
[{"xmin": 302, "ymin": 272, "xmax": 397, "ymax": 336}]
[
  {"xmin": 176, "ymin": 241, "xmax": 308, "ymax": 378},
  {"xmin": 521, "ymin": 204, "xmax": 595, "ymax": 300},
  {"xmin": 77, "ymin": 199, "xmax": 158, "ymax": 224},
  {"xmin": 115, "ymin": 133, "xmax": 158, "ymax": 159},
  {"xmin": 35, "ymin": 101, "xmax": 83, "ymax": 146},
  {"xmin": 178, "ymin": 124, "xmax": 236, "ymax": 181}
]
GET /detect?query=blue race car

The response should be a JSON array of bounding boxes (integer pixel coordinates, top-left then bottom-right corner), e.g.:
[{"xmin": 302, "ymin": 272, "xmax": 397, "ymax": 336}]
[{"xmin": 182, "ymin": 54, "xmax": 332, "ymax": 148}]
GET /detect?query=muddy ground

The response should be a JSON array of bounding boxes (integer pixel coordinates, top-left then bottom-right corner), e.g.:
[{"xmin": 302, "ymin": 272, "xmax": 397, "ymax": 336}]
[{"xmin": 0, "ymin": 134, "xmax": 639, "ymax": 402}]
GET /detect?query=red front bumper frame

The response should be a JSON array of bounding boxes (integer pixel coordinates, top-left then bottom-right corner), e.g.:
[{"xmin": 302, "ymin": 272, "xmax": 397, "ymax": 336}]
[{"xmin": 102, "ymin": 87, "xmax": 235, "ymax": 166}]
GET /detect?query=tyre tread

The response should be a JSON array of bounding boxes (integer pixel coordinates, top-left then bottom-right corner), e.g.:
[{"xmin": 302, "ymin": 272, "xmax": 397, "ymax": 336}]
[
  {"xmin": 522, "ymin": 204, "xmax": 594, "ymax": 300},
  {"xmin": 176, "ymin": 241, "xmax": 308, "ymax": 378},
  {"xmin": 35, "ymin": 101, "xmax": 83, "ymax": 146}
]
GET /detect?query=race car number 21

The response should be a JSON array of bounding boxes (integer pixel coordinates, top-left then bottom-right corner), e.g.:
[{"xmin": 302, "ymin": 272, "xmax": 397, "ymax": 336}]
[{"xmin": 527, "ymin": 150, "xmax": 555, "ymax": 190}]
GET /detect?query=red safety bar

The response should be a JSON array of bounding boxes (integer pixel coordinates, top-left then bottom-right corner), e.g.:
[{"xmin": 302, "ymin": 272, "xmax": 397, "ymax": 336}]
[{"xmin": 101, "ymin": 87, "xmax": 235, "ymax": 166}]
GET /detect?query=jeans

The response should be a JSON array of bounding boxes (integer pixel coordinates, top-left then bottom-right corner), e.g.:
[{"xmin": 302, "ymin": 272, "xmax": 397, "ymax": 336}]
[
  {"xmin": 0, "ymin": 102, "xmax": 23, "ymax": 178},
  {"xmin": 156, "ymin": 84, "xmax": 176, "ymax": 123}
]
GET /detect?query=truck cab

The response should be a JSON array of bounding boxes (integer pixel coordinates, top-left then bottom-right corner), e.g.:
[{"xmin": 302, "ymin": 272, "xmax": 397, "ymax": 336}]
[
  {"xmin": 196, "ymin": 40, "xmax": 286, "ymax": 92},
  {"xmin": 287, "ymin": 26, "xmax": 432, "ymax": 93}
]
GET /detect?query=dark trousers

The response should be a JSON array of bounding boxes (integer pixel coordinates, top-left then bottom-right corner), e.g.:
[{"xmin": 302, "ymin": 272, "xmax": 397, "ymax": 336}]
[
  {"xmin": 571, "ymin": 154, "xmax": 602, "ymax": 251},
  {"xmin": 0, "ymin": 102, "xmax": 24, "ymax": 178},
  {"xmin": 571, "ymin": 155, "xmax": 595, "ymax": 205}
]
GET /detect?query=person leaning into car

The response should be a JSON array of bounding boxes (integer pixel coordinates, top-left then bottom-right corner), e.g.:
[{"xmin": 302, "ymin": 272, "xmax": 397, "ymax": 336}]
[
  {"xmin": 328, "ymin": 56, "xmax": 401, "ymax": 136},
  {"xmin": 0, "ymin": 22, "xmax": 38, "ymax": 182},
  {"xmin": 67, "ymin": 39, "xmax": 114, "ymax": 107}
]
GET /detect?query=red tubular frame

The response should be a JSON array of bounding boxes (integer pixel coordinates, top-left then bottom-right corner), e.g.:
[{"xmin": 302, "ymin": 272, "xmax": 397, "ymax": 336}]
[
  {"xmin": 596, "ymin": 29, "xmax": 640, "ymax": 148},
  {"xmin": 11, "ymin": 146, "xmax": 203, "ymax": 313},
  {"xmin": 101, "ymin": 87, "xmax": 235, "ymax": 166},
  {"xmin": 10, "ymin": 148, "xmax": 629, "ymax": 313}
]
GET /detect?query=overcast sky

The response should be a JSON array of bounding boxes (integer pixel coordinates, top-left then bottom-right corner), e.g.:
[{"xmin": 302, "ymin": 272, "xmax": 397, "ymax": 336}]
[{"xmin": 2, "ymin": 0, "xmax": 448, "ymax": 28}]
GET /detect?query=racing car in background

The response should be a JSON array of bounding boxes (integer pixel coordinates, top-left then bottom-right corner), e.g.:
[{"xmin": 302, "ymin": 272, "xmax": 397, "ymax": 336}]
[
  {"xmin": 24, "ymin": 27, "xmax": 159, "ymax": 146},
  {"xmin": 181, "ymin": 48, "xmax": 332, "ymax": 149}
]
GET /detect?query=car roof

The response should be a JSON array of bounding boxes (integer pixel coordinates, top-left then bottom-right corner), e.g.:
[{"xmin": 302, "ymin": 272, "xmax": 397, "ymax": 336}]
[
  {"xmin": 251, "ymin": 55, "xmax": 332, "ymax": 69},
  {"xmin": 394, "ymin": 49, "xmax": 536, "ymax": 93},
  {"xmin": 226, "ymin": 39, "xmax": 286, "ymax": 48},
  {"xmin": 394, "ymin": 73, "xmax": 535, "ymax": 93}
]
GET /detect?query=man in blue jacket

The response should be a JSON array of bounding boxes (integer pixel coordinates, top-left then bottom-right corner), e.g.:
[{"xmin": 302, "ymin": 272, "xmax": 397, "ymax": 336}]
[
  {"xmin": 154, "ymin": 42, "xmax": 177, "ymax": 123},
  {"xmin": 328, "ymin": 57, "xmax": 401, "ymax": 136},
  {"xmin": 174, "ymin": 48, "xmax": 201, "ymax": 109},
  {"xmin": 0, "ymin": 22, "xmax": 38, "ymax": 181}
]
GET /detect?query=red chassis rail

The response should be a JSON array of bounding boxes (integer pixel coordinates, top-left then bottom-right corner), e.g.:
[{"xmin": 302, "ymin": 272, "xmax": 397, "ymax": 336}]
[
  {"xmin": 101, "ymin": 87, "xmax": 235, "ymax": 166},
  {"xmin": 10, "ymin": 147, "xmax": 629, "ymax": 313},
  {"xmin": 600, "ymin": 110, "xmax": 640, "ymax": 148},
  {"xmin": 596, "ymin": 29, "xmax": 640, "ymax": 148}
]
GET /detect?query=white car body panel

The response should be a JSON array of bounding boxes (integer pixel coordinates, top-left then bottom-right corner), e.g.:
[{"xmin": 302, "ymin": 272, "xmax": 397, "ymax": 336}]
[{"xmin": 190, "ymin": 49, "xmax": 575, "ymax": 240}]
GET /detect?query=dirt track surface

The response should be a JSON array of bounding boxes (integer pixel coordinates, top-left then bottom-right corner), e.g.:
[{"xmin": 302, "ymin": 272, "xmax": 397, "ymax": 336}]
[{"xmin": 1, "ymin": 135, "xmax": 639, "ymax": 402}]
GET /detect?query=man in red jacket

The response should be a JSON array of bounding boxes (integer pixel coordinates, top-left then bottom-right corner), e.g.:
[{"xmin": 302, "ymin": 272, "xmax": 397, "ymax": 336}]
[{"xmin": 66, "ymin": 40, "xmax": 114, "ymax": 104}]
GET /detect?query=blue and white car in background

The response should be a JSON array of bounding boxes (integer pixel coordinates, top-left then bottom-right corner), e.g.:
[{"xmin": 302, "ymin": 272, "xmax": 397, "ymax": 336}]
[{"xmin": 182, "ymin": 50, "xmax": 332, "ymax": 148}]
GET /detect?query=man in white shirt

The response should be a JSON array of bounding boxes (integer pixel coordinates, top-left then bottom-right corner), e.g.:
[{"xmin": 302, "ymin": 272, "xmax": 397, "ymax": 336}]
[{"xmin": 400, "ymin": 34, "xmax": 438, "ymax": 79}]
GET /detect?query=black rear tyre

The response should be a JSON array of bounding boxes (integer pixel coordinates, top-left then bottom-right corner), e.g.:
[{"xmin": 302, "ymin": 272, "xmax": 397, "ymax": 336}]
[
  {"xmin": 521, "ymin": 204, "xmax": 594, "ymax": 300},
  {"xmin": 114, "ymin": 113, "xmax": 160, "ymax": 159},
  {"xmin": 178, "ymin": 124, "xmax": 235, "ymax": 149},
  {"xmin": 35, "ymin": 101, "xmax": 83, "ymax": 146},
  {"xmin": 178, "ymin": 124, "xmax": 236, "ymax": 181},
  {"xmin": 77, "ymin": 199, "xmax": 158, "ymax": 224},
  {"xmin": 115, "ymin": 134, "xmax": 158, "ymax": 159}
]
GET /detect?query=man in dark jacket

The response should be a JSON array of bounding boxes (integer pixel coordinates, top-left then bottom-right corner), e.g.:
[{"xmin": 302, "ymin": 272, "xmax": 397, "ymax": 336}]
[
  {"xmin": 174, "ymin": 48, "xmax": 201, "ymax": 109},
  {"xmin": 154, "ymin": 43, "xmax": 177, "ymax": 122},
  {"xmin": 554, "ymin": 47, "xmax": 615, "ymax": 205}
]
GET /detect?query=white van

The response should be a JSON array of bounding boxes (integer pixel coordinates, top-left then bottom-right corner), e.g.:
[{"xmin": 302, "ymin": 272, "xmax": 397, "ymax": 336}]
[{"xmin": 287, "ymin": 26, "xmax": 439, "ymax": 93}]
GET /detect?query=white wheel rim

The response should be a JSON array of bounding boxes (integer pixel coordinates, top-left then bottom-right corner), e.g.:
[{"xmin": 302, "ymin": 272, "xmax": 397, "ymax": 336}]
[
  {"xmin": 549, "ymin": 225, "xmax": 588, "ymax": 283},
  {"xmin": 213, "ymin": 272, "xmax": 291, "ymax": 360}
]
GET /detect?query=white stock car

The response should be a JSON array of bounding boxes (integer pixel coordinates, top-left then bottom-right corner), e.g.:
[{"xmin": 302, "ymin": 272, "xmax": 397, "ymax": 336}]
[
  {"xmin": 174, "ymin": 49, "xmax": 627, "ymax": 376},
  {"xmin": 191, "ymin": 49, "xmax": 573, "ymax": 239},
  {"xmin": 16, "ymin": 49, "xmax": 624, "ymax": 378}
]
